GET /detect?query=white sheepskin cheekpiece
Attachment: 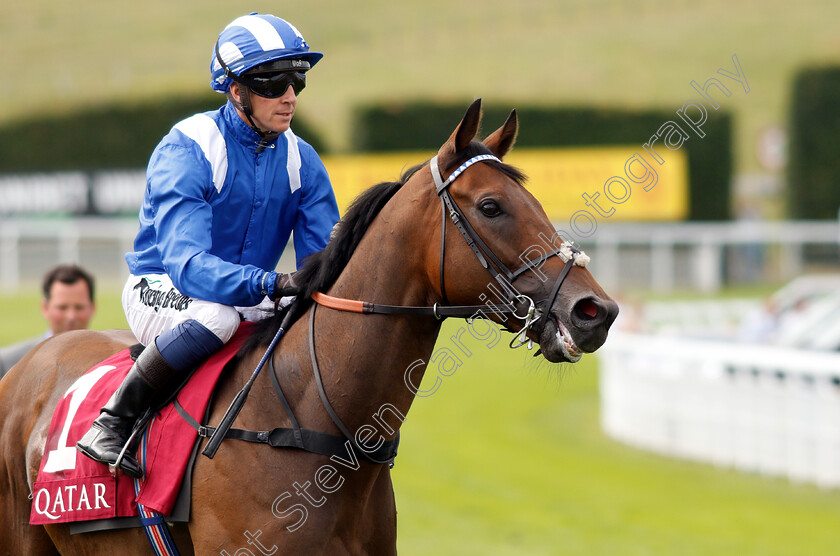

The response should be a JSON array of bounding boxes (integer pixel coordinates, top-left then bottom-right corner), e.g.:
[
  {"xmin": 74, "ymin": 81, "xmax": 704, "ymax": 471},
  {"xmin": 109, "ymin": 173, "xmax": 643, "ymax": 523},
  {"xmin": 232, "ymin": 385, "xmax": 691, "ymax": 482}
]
[{"xmin": 558, "ymin": 242, "xmax": 590, "ymax": 267}]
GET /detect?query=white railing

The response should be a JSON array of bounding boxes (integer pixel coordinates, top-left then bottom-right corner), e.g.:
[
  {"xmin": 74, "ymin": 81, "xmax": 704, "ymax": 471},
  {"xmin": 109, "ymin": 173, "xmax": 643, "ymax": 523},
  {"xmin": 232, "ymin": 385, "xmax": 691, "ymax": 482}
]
[
  {"xmin": 0, "ymin": 218, "xmax": 137, "ymax": 288},
  {"xmin": 1, "ymin": 170, "xmax": 838, "ymax": 291},
  {"xmin": 578, "ymin": 220, "xmax": 840, "ymax": 293},
  {"xmin": 0, "ymin": 218, "xmax": 838, "ymax": 291},
  {"xmin": 0, "ymin": 217, "xmax": 301, "ymax": 289},
  {"xmin": 599, "ymin": 332, "xmax": 840, "ymax": 489}
]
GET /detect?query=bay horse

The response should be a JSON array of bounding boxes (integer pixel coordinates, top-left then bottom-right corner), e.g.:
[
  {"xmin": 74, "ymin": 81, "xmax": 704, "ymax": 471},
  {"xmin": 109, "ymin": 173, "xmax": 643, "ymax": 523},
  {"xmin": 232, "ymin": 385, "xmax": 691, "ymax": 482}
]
[{"xmin": 0, "ymin": 99, "xmax": 618, "ymax": 555}]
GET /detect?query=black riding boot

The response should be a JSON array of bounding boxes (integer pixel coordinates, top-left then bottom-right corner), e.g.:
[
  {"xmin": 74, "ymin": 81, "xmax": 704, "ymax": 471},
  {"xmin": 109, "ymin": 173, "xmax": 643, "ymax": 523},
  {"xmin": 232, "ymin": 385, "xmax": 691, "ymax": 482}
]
[{"xmin": 76, "ymin": 342, "xmax": 176, "ymax": 478}]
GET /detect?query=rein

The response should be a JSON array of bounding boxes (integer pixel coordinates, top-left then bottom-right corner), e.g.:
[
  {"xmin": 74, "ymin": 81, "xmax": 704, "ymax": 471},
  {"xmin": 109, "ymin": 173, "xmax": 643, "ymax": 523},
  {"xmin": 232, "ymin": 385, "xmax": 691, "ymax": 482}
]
[
  {"xmin": 311, "ymin": 291, "xmax": 510, "ymax": 320},
  {"xmin": 312, "ymin": 153, "xmax": 590, "ymax": 343}
]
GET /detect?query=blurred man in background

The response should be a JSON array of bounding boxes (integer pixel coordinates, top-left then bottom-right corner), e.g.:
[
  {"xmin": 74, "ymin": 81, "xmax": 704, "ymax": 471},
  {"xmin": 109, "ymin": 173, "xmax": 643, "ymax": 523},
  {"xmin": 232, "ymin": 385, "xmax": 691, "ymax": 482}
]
[{"xmin": 0, "ymin": 264, "xmax": 96, "ymax": 379}]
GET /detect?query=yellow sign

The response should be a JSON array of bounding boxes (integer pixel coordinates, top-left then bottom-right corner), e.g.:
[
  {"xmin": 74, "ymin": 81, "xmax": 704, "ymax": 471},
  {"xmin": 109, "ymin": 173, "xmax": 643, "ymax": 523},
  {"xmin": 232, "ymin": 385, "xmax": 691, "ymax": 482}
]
[
  {"xmin": 322, "ymin": 146, "xmax": 688, "ymax": 221},
  {"xmin": 321, "ymin": 151, "xmax": 434, "ymax": 214},
  {"xmin": 506, "ymin": 146, "xmax": 688, "ymax": 221}
]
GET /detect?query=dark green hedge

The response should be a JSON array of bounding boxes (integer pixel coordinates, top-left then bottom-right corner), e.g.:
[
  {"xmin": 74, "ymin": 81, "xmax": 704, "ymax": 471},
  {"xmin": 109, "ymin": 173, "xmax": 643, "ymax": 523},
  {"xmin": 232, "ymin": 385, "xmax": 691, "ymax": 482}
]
[
  {"xmin": 353, "ymin": 102, "xmax": 733, "ymax": 220},
  {"xmin": 787, "ymin": 67, "xmax": 840, "ymax": 219},
  {"xmin": 0, "ymin": 94, "xmax": 327, "ymax": 172}
]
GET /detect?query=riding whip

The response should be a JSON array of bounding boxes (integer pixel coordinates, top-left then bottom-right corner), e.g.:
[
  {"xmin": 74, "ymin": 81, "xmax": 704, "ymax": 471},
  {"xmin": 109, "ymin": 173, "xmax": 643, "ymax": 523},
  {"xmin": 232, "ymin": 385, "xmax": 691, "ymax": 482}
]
[{"xmin": 202, "ymin": 303, "xmax": 297, "ymax": 459}]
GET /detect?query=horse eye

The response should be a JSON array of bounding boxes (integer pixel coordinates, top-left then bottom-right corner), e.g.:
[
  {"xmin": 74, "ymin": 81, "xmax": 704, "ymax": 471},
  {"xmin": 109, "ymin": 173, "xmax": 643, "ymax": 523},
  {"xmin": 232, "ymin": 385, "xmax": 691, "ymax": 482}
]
[{"xmin": 479, "ymin": 200, "xmax": 502, "ymax": 217}]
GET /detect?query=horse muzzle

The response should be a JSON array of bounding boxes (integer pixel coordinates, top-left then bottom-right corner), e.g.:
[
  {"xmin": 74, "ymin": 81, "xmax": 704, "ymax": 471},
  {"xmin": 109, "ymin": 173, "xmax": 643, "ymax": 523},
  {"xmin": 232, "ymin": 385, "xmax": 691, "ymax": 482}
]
[{"xmin": 535, "ymin": 295, "xmax": 619, "ymax": 363}]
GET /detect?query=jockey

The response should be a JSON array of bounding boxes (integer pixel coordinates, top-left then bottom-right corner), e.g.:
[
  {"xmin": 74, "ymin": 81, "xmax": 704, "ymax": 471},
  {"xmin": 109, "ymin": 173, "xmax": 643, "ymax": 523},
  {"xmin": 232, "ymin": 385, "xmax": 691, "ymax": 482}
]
[{"xmin": 77, "ymin": 13, "xmax": 340, "ymax": 478}]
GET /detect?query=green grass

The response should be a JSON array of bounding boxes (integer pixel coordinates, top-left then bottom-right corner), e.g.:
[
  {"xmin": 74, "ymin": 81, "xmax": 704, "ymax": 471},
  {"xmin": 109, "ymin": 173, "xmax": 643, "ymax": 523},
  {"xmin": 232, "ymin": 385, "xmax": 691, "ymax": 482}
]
[
  {"xmin": 3, "ymin": 0, "xmax": 840, "ymax": 179},
  {"xmin": 395, "ymin": 321, "xmax": 840, "ymax": 555},
  {"xmin": 4, "ymin": 292, "xmax": 839, "ymax": 554}
]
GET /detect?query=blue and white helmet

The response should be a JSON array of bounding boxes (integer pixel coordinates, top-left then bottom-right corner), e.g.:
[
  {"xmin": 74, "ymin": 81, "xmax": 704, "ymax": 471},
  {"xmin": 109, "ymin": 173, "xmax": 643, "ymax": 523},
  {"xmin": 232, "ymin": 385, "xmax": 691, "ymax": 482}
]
[{"xmin": 210, "ymin": 13, "xmax": 323, "ymax": 93}]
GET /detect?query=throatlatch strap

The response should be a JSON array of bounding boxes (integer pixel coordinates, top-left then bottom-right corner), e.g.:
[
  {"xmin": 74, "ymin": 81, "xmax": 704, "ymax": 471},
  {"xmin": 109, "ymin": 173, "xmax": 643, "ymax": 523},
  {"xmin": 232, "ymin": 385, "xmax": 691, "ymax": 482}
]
[{"xmin": 439, "ymin": 200, "xmax": 450, "ymax": 305}]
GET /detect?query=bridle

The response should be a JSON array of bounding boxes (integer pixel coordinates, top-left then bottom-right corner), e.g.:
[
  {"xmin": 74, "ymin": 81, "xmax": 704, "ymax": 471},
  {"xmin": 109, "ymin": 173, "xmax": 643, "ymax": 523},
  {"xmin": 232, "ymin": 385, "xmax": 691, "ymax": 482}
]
[
  {"xmin": 312, "ymin": 152, "xmax": 590, "ymax": 346},
  {"xmin": 202, "ymin": 152, "xmax": 592, "ymax": 468},
  {"xmin": 303, "ymin": 153, "xmax": 590, "ymax": 465},
  {"xmin": 433, "ymin": 153, "xmax": 593, "ymax": 344}
]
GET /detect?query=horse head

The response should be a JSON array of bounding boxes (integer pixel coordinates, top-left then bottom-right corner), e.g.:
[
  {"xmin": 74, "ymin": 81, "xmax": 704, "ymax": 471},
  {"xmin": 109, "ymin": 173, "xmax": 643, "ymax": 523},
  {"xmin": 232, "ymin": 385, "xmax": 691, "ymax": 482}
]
[{"xmin": 422, "ymin": 98, "xmax": 619, "ymax": 363}]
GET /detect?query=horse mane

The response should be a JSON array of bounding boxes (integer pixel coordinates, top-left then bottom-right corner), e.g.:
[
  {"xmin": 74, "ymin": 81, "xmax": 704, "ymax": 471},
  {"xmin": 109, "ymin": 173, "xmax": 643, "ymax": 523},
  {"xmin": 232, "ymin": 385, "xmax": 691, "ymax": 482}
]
[
  {"xmin": 240, "ymin": 141, "xmax": 526, "ymax": 353},
  {"xmin": 240, "ymin": 161, "xmax": 422, "ymax": 352},
  {"xmin": 294, "ymin": 166, "xmax": 422, "ymax": 302}
]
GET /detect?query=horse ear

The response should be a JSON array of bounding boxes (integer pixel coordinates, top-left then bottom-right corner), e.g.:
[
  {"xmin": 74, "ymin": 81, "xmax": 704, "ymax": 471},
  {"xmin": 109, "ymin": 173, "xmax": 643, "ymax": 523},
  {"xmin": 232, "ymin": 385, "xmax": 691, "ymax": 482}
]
[
  {"xmin": 483, "ymin": 109, "xmax": 518, "ymax": 159},
  {"xmin": 455, "ymin": 98, "xmax": 483, "ymax": 151},
  {"xmin": 437, "ymin": 98, "xmax": 483, "ymax": 164}
]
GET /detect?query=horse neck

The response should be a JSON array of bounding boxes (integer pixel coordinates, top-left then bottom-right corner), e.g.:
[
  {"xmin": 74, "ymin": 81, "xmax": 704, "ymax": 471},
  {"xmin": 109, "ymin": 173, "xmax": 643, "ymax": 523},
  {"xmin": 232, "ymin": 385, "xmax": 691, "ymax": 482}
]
[{"xmin": 310, "ymin": 185, "xmax": 442, "ymax": 438}]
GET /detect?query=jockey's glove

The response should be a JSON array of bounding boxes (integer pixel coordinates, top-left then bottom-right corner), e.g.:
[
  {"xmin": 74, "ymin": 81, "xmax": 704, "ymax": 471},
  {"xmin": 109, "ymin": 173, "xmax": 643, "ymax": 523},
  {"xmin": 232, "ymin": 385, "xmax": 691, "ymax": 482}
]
[{"xmin": 271, "ymin": 272, "xmax": 300, "ymax": 300}]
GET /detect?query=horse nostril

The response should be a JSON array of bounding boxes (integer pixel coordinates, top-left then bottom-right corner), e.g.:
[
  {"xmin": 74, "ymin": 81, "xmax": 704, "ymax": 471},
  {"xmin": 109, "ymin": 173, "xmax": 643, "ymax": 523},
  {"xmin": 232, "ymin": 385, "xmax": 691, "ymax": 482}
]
[{"xmin": 575, "ymin": 298, "xmax": 599, "ymax": 320}]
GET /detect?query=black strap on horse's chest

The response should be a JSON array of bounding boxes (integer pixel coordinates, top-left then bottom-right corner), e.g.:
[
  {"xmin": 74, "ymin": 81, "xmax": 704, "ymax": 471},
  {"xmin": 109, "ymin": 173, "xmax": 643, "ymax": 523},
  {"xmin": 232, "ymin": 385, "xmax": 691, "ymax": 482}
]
[
  {"xmin": 307, "ymin": 303, "xmax": 401, "ymax": 466},
  {"xmin": 178, "ymin": 400, "xmax": 397, "ymax": 462},
  {"xmin": 176, "ymin": 354, "xmax": 399, "ymax": 464}
]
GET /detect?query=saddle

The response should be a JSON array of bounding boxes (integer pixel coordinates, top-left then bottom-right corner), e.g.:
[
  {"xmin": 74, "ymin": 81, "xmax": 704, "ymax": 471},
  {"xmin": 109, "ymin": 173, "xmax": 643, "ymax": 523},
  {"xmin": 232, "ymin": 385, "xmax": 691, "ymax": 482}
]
[{"xmin": 30, "ymin": 323, "xmax": 255, "ymax": 529}]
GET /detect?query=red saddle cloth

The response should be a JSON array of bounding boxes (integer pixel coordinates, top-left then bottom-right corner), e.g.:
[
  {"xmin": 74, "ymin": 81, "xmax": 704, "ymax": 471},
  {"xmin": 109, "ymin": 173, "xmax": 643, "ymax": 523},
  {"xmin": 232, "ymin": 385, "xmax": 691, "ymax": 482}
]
[{"xmin": 30, "ymin": 323, "xmax": 254, "ymax": 525}]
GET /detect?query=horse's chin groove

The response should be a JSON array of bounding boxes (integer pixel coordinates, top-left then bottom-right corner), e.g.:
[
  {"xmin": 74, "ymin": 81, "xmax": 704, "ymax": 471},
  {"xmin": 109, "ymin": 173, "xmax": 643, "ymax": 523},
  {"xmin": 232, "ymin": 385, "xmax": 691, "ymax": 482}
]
[{"xmin": 536, "ymin": 315, "xmax": 583, "ymax": 364}]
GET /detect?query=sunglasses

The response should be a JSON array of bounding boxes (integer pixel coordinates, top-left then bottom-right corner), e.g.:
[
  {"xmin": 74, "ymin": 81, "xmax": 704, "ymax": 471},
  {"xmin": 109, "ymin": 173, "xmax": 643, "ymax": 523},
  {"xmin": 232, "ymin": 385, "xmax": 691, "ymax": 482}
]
[{"xmin": 240, "ymin": 71, "xmax": 306, "ymax": 99}]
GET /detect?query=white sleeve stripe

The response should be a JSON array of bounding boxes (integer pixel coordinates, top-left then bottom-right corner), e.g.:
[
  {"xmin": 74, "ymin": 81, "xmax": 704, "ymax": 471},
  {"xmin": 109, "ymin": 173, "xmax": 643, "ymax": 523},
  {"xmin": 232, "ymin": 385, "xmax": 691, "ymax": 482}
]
[
  {"xmin": 226, "ymin": 15, "xmax": 286, "ymax": 52},
  {"xmin": 173, "ymin": 115, "xmax": 228, "ymax": 193},
  {"xmin": 285, "ymin": 129, "xmax": 302, "ymax": 194}
]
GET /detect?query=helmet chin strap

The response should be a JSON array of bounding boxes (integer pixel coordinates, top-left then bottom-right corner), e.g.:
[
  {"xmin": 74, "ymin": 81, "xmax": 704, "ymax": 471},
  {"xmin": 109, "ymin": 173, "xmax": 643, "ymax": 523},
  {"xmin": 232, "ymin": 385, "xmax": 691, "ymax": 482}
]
[
  {"xmin": 235, "ymin": 86, "xmax": 279, "ymax": 154},
  {"xmin": 216, "ymin": 40, "xmax": 279, "ymax": 154}
]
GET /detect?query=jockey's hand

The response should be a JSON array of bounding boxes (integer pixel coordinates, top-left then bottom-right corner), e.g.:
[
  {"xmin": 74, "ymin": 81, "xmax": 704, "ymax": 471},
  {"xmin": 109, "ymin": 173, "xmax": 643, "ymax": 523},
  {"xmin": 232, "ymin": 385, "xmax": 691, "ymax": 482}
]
[{"xmin": 271, "ymin": 272, "xmax": 300, "ymax": 299}]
